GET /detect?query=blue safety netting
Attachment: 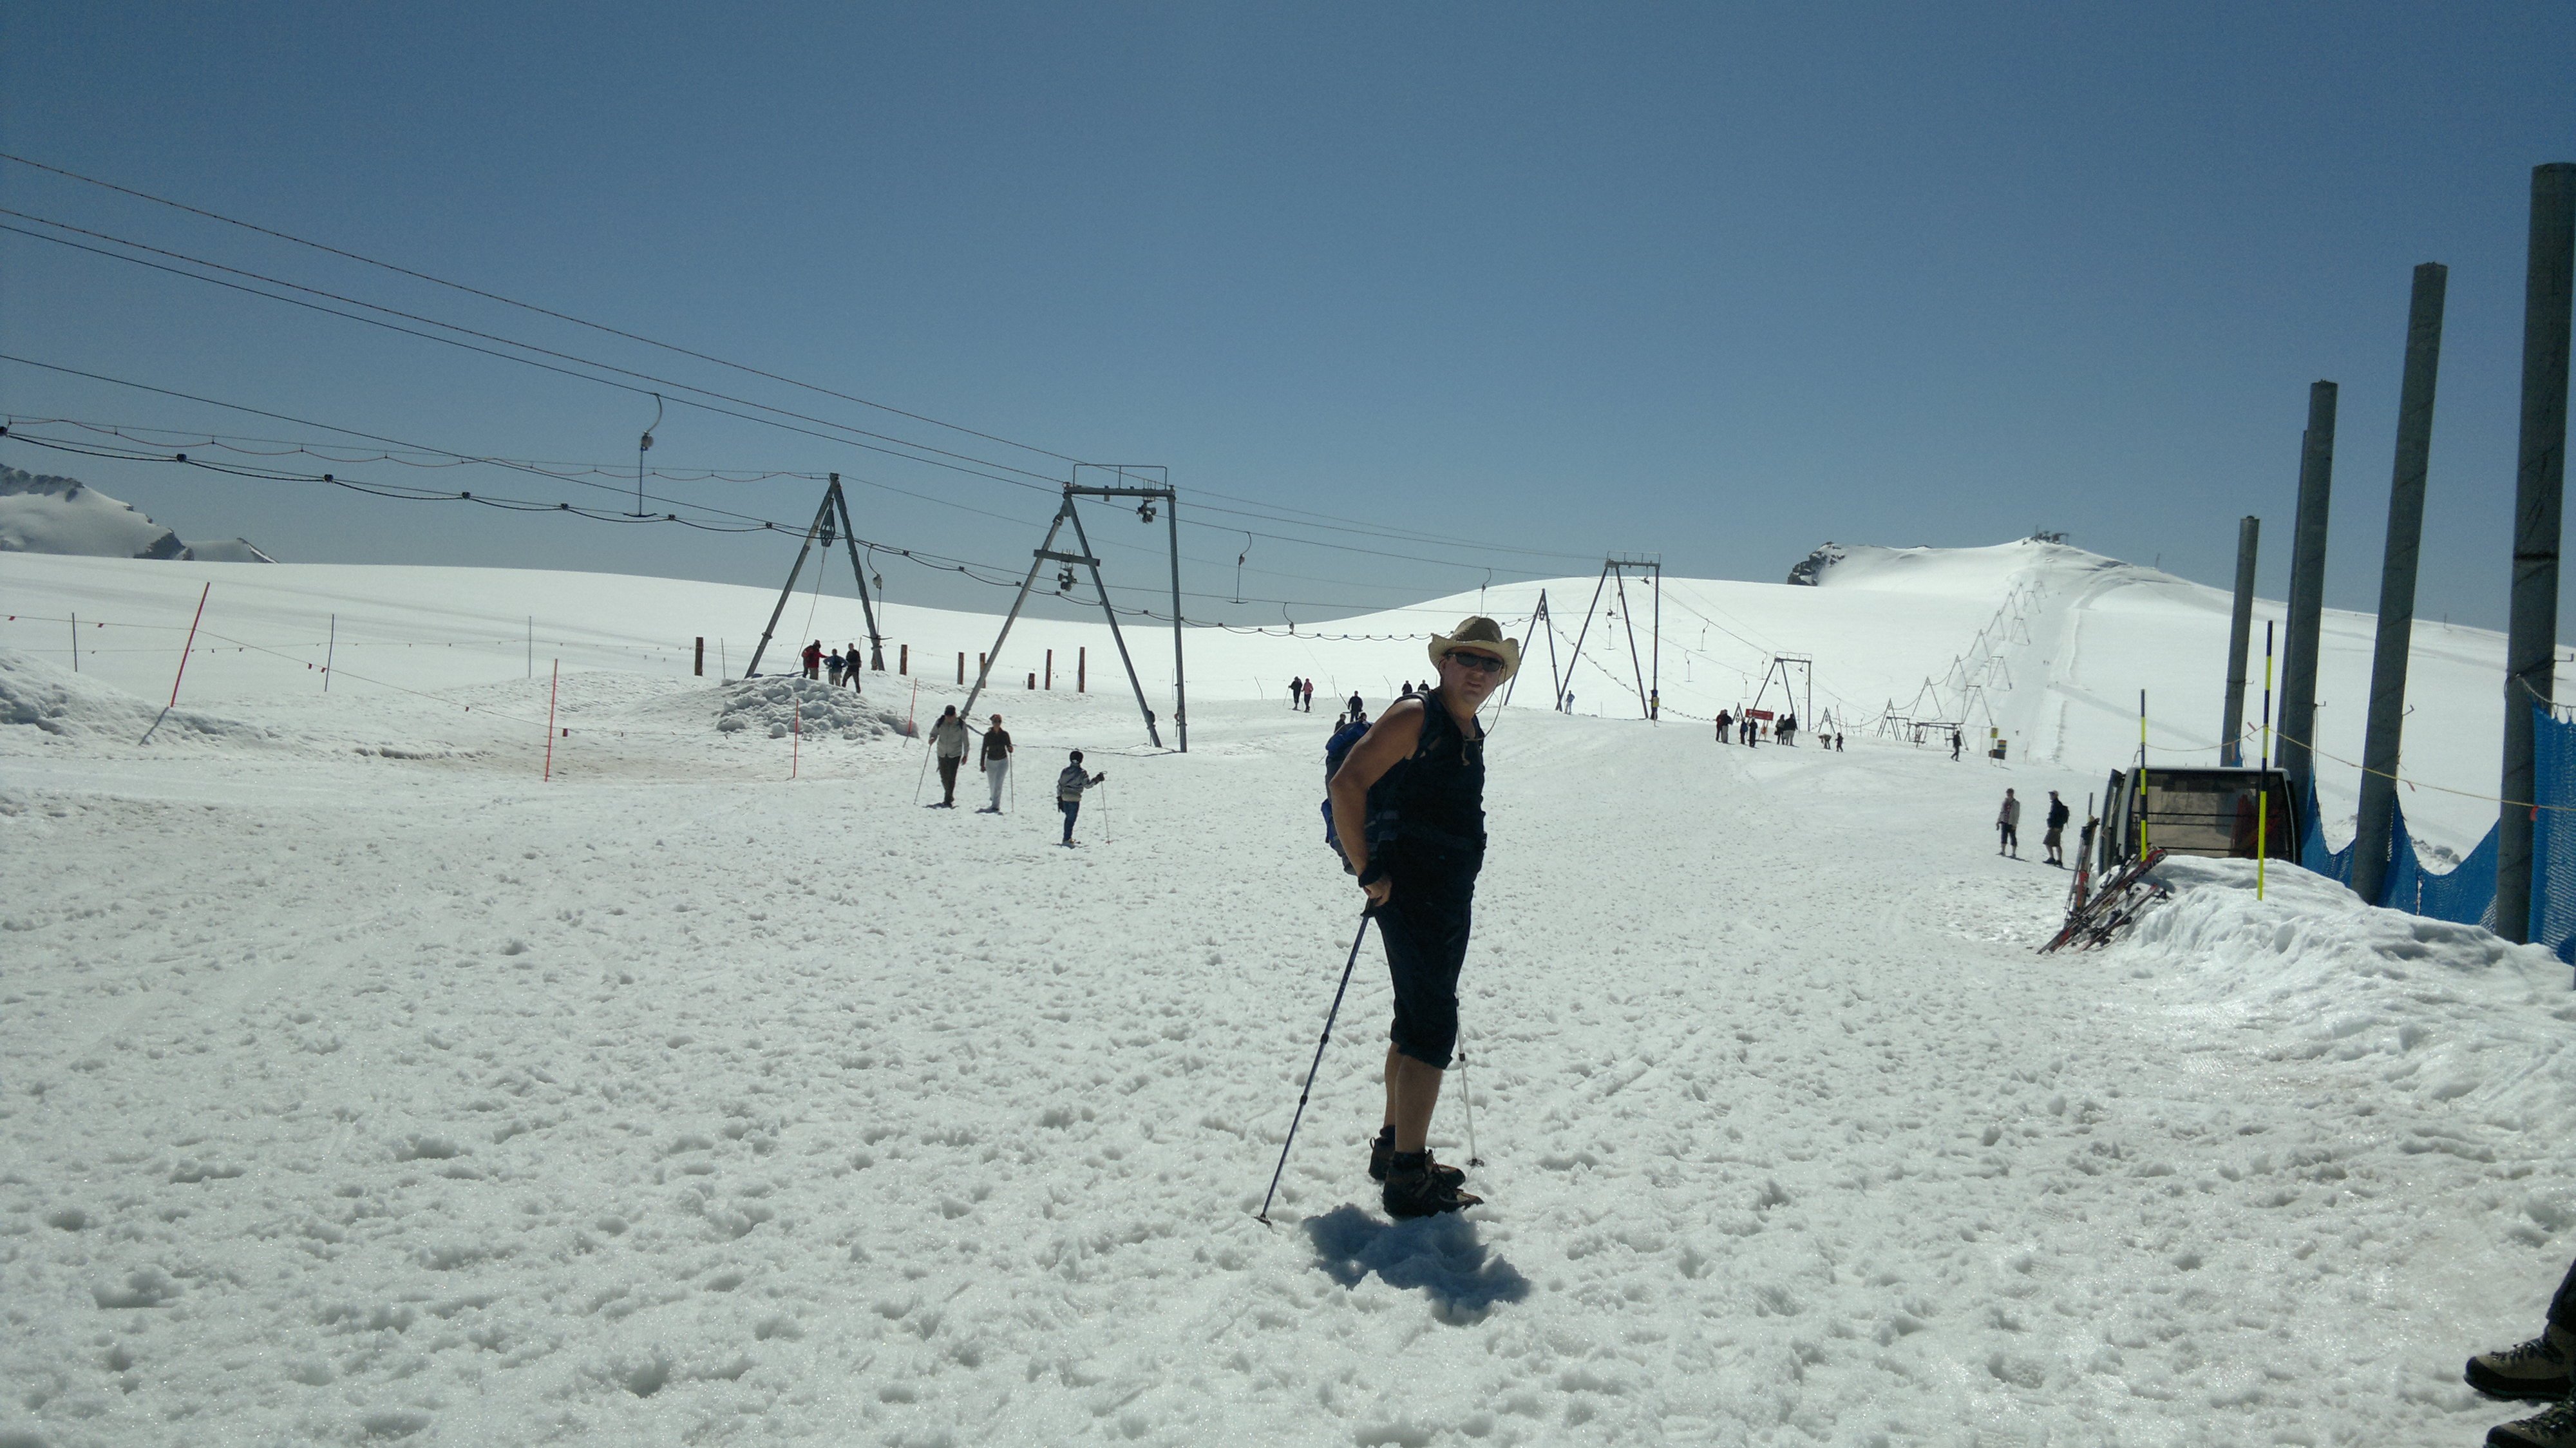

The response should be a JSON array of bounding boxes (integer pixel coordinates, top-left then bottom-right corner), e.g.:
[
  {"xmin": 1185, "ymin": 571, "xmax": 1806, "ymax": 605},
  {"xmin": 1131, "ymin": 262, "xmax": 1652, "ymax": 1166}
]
[
  {"xmin": 2530, "ymin": 705, "xmax": 2576, "ymax": 961},
  {"xmin": 2298, "ymin": 707, "xmax": 2576, "ymax": 960}
]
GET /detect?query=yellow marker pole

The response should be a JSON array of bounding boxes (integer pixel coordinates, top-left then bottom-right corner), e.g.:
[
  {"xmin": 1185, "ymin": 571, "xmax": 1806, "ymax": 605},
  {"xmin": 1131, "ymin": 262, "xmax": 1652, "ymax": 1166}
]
[
  {"xmin": 2137, "ymin": 690, "xmax": 2151, "ymax": 859},
  {"xmin": 2257, "ymin": 622, "xmax": 2275, "ymax": 900}
]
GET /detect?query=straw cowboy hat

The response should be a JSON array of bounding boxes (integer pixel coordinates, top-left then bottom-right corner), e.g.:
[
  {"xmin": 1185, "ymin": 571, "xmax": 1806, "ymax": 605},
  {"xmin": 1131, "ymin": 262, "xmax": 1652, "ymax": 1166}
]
[{"xmin": 1428, "ymin": 616, "xmax": 1520, "ymax": 680}]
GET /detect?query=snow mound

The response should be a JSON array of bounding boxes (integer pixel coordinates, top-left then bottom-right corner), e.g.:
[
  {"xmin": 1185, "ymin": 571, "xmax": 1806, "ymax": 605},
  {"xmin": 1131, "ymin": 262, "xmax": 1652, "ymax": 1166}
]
[
  {"xmin": 0, "ymin": 646, "xmax": 273, "ymax": 748},
  {"xmin": 0, "ymin": 466, "xmax": 273, "ymax": 561},
  {"xmin": 1797, "ymin": 537, "xmax": 2148, "ymax": 595},
  {"xmin": 2119, "ymin": 856, "xmax": 2576, "ymax": 1125},
  {"xmin": 712, "ymin": 676, "xmax": 905, "ymax": 740}
]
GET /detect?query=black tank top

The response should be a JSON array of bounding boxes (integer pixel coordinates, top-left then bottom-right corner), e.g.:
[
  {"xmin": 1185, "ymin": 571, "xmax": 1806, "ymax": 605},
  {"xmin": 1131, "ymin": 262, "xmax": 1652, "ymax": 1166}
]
[{"xmin": 1365, "ymin": 689, "xmax": 1486, "ymax": 863}]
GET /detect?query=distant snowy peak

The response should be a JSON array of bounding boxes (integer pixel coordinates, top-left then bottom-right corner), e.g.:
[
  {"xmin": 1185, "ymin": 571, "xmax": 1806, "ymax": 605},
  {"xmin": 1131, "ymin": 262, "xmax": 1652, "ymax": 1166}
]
[
  {"xmin": 0, "ymin": 466, "xmax": 275, "ymax": 562},
  {"xmin": 1787, "ymin": 536, "xmax": 2166, "ymax": 596}
]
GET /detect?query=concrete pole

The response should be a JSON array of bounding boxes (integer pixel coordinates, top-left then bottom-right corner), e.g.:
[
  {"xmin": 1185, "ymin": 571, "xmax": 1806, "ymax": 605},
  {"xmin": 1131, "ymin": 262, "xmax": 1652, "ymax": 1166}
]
[
  {"xmin": 2498, "ymin": 162, "xmax": 2576, "ymax": 943},
  {"xmin": 2351, "ymin": 262, "xmax": 2449, "ymax": 907},
  {"xmin": 2277, "ymin": 383, "xmax": 2340, "ymax": 801},
  {"xmin": 2221, "ymin": 515, "xmax": 2260, "ymax": 766}
]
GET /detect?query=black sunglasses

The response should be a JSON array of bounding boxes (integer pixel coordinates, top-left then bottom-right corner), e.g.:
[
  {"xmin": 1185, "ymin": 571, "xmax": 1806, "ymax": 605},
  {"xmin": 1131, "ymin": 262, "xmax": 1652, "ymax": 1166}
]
[{"xmin": 1444, "ymin": 651, "xmax": 1507, "ymax": 675}]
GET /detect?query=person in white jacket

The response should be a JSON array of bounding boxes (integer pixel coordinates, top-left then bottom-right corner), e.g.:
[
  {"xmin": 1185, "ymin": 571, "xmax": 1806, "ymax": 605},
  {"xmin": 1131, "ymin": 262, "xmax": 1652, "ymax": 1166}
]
[{"xmin": 1996, "ymin": 788, "xmax": 2021, "ymax": 858}]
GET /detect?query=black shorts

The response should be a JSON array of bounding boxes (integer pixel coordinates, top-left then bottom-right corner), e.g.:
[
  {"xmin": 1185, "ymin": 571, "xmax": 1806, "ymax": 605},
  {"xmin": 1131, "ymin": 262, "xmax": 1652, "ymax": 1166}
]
[{"xmin": 1379, "ymin": 855, "xmax": 1479, "ymax": 1069}]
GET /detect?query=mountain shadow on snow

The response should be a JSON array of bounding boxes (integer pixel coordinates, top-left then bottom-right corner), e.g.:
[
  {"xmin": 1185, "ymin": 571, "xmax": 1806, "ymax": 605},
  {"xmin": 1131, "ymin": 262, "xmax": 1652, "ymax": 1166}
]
[{"xmin": 1302, "ymin": 1204, "xmax": 1530, "ymax": 1322}]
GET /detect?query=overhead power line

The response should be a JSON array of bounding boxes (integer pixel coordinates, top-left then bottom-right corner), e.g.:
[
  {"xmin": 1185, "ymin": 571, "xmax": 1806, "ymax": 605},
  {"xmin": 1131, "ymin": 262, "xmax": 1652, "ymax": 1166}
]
[{"xmin": 0, "ymin": 155, "xmax": 1610, "ymax": 569}]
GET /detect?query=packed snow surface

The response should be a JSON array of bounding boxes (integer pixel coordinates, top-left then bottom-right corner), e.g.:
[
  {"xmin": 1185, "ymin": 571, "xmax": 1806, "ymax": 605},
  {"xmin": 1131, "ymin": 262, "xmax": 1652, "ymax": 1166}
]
[{"xmin": 3, "ymin": 545, "xmax": 2573, "ymax": 1446}]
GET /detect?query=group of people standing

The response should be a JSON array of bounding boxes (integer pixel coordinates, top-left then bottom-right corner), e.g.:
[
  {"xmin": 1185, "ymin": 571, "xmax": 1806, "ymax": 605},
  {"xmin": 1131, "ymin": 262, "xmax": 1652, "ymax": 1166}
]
[
  {"xmin": 799, "ymin": 640, "xmax": 870, "ymax": 691},
  {"xmin": 924, "ymin": 705, "xmax": 1104, "ymax": 844},
  {"xmin": 1287, "ymin": 677, "xmax": 1316, "ymax": 711},
  {"xmin": 1712, "ymin": 709, "xmax": 1842, "ymax": 750}
]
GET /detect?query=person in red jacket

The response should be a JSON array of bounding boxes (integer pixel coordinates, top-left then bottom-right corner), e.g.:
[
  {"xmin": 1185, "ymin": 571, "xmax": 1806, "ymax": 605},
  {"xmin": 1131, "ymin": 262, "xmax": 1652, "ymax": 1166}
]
[{"xmin": 800, "ymin": 640, "xmax": 824, "ymax": 680}]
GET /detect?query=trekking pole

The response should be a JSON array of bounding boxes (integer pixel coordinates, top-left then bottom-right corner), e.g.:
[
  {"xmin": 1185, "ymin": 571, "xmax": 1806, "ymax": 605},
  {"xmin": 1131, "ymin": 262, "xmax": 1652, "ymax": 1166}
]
[
  {"xmin": 911, "ymin": 736, "xmax": 933, "ymax": 805},
  {"xmin": 1255, "ymin": 911, "xmax": 1374, "ymax": 1227},
  {"xmin": 1100, "ymin": 779, "xmax": 1111, "ymax": 843},
  {"xmin": 1454, "ymin": 1015, "xmax": 1484, "ymax": 1167}
]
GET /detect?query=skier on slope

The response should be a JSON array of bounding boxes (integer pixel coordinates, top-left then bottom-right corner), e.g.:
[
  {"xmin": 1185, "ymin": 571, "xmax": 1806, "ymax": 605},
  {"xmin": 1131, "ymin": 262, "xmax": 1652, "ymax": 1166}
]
[
  {"xmin": 2043, "ymin": 790, "xmax": 2071, "ymax": 867},
  {"xmin": 1996, "ymin": 788, "xmax": 2021, "ymax": 858},
  {"xmin": 1326, "ymin": 616, "xmax": 1513, "ymax": 1219},
  {"xmin": 927, "ymin": 707, "xmax": 971, "ymax": 808},
  {"xmin": 978, "ymin": 714, "xmax": 1014, "ymax": 814},
  {"xmin": 1055, "ymin": 750, "xmax": 1106, "ymax": 846}
]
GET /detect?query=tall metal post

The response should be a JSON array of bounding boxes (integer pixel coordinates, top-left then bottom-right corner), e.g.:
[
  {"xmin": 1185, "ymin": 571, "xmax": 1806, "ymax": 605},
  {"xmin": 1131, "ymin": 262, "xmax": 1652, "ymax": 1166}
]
[
  {"xmin": 2278, "ymin": 382, "xmax": 2339, "ymax": 800},
  {"xmin": 2221, "ymin": 515, "xmax": 2260, "ymax": 765},
  {"xmin": 2499, "ymin": 162, "xmax": 2576, "ymax": 942},
  {"xmin": 1168, "ymin": 488, "xmax": 1188, "ymax": 753},
  {"xmin": 827, "ymin": 477, "xmax": 886, "ymax": 671},
  {"xmin": 2352, "ymin": 262, "xmax": 2449, "ymax": 907}
]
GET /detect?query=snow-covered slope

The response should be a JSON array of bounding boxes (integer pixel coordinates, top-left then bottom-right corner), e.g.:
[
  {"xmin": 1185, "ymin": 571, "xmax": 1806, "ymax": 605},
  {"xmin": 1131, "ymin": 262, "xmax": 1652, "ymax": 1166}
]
[
  {"xmin": 0, "ymin": 466, "xmax": 274, "ymax": 562},
  {"xmin": 0, "ymin": 538, "xmax": 2544, "ymax": 854},
  {"xmin": 3, "ymin": 584, "xmax": 2571, "ymax": 1445}
]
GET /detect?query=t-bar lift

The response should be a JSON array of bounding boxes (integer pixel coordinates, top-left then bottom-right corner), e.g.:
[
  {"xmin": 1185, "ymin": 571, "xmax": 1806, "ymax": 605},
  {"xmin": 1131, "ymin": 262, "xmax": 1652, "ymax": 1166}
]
[
  {"xmin": 963, "ymin": 466, "xmax": 1189, "ymax": 751},
  {"xmin": 743, "ymin": 473, "xmax": 884, "ymax": 678}
]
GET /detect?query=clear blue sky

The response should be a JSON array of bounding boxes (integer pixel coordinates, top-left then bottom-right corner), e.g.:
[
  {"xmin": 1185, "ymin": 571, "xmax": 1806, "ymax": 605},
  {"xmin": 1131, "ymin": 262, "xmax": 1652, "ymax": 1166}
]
[{"xmin": 3, "ymin": 3, "xmax": 2571, "ymax": 632}]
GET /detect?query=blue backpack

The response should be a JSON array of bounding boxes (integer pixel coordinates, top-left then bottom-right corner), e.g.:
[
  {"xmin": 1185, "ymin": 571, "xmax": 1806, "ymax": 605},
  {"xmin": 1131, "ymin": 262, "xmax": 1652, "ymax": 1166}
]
[{"xmin": 1320, "ymin": 717, "xmax": 1372, "ymax": 862}]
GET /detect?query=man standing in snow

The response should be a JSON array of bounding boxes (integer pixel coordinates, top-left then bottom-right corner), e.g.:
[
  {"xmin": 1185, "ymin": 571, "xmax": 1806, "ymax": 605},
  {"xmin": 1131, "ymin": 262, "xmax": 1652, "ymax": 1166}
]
[
  {"xmin": 1714, "ymin": 709, "xmax": 1732, "ymax": 743},
  {"xmin": 800, "ymin": 640, "xmax": 824, "ymax": 680},
  {"xmin": 978, "ymin": 714, "xmax": 1014, "ymax": 814},
  {"xmin": 1327, "ymin": 616, "xmax": 1512, "ymax": 1220},
  {"xmin": 846, "ymin": 642, "xmax": 865, "ymax": 691},
  {"xmin": 1302, "ymin": 678, "xmax": 1316, "ymax": 712},
  {"xmin": 826, "ymin": 649, "xmax": 845, "ymax": 688},
  {"xmin": 1055, "ymin": 750, "xmax": 1105, "ymax": 845},
  {"xmin": 1345, "ymin": 691, "xmax": 1364, "ymax": 723},
  {"xmin": 2043, "ymin": 790, "xmax": 2071, "ymax": 867},
  {"xmin": 928, "ymin": 706, "xmax": 970, "ymax": 808},
  {"xmin": 1951, "ymin": 728, "xmax": 1964, "ymax": 761},
  {"xmin": 1996, "ymin": 788, "xmax": 2021, "ymax": 858}
]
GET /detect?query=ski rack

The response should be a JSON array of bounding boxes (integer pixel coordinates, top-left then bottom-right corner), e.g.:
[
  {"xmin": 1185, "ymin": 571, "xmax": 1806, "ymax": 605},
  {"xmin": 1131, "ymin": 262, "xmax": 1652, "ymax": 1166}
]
[{"xmin": 2040, "ymin": 846, "xmax": 2171, "ymax": 953}]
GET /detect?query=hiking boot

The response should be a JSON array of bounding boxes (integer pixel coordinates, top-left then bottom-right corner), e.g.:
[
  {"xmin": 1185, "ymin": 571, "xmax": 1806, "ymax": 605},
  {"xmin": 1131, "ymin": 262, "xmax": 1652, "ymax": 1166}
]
[
  {"xmin": 1383, "ymin": 1150, "xmax": 1481, "ymax": 1219},
  {"xmin": 2490, "ymin": 1397, "xmax": 2576, "ymax": 1447},
  {"xmin": 2471, "ymin": 1326, "xmax": 2576, "ymax": 1401},
  {"xmin": 1368, "ymin": 1125, "xmax": 1464, "ymax": 1186}
]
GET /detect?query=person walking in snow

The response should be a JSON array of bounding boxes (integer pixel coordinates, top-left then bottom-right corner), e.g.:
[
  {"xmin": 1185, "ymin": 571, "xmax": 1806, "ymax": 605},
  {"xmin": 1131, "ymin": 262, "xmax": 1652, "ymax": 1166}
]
[
  {"xmin": 2463, "ymin": 1260, "xmax": 2576, "ymax": 1446},
  {"xmin": 1951, "ymin": 728, "xmax": 1965, "ymax": 761},
  {"xmin": 928, "ymin": 706, "xmax": 971, "ymax": 808},
  {"xmin": 1996, "ymin": 788, "xmax": 2021, "ymax": 858},
  {"xmin": 1302, "ymin": 678, "xmax": 1316, "ymax": 712},
  {"xmin": 2043, "ymin": 790, "xmax": 2071, "ymax": 867},
  {"xmin": 1055, "ymin": 750, "xmax": 1105, "ymax": 845},
  {"xmin": 1714, "ymin": 709, "xmax": 1733, "ymax": 743},
  {"xmin": 1346, "ymin": 691, "xmax": 1364, "ymax": 723},
  {"xmin": 978, "ymin": 714, "xmax": 1014, "ymax": 814},
  {"xmin": 1289, "ymin": 677, "xmax": 1304, "ymax": 710},
  {"xmin": 1326, "ymin": 616, "xmax": 1512, "ymax": 1220},
  {"xmin": 846, "ymin": 642, "xmax": 865, "ymax": 691},
  {"xmin": 800, "ymin": 640, "xmax": 824, "ymax": 680}
]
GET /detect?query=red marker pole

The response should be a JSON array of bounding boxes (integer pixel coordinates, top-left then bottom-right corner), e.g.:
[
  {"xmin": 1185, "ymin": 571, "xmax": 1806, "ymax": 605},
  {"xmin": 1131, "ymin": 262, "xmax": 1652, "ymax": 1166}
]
[{"xmin": 544, "ymin": 660, "xmax": 560, "ymax": 781}]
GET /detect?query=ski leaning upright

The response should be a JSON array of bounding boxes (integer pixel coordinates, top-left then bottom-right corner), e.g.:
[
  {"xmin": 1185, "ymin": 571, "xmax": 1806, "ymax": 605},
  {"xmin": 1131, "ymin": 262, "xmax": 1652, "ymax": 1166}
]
[{"xmin": 2040, "ymin": 847, "xmax": 2170, "ymax": 954}]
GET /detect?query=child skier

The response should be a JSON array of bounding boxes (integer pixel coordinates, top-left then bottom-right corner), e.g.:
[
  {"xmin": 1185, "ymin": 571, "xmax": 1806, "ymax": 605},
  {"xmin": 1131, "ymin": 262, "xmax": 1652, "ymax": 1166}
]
[
  {"xmin": 1056, "ymin": 750, "xmax": 1105, "ymax": 846},
  {"xmin": 1327, "ymin": 616, "xmax": 1513, "ymax": 1219}
]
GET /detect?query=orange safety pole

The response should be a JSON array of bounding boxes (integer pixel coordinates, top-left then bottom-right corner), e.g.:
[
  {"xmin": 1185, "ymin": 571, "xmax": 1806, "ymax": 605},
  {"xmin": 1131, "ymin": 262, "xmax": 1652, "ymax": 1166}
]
[
  {"xmin": 167, "ymin": 583, "xmax": 211, "ymax": 707},
  {"xmin": 543, "ymin": 660, "xmax": 560, "ymax": 781}
]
